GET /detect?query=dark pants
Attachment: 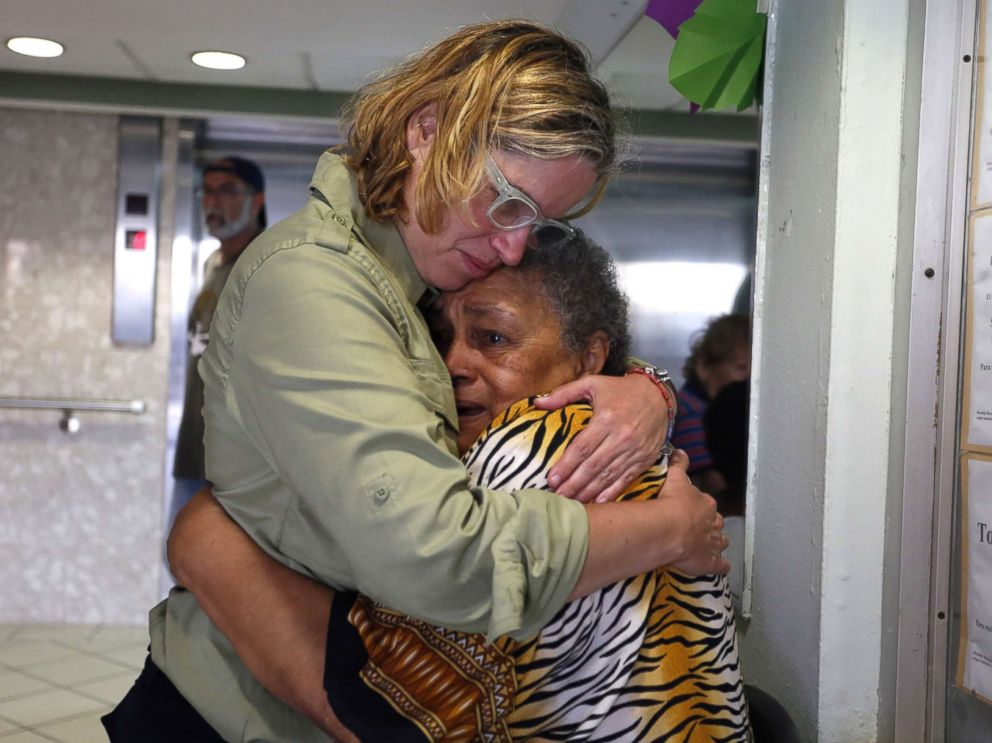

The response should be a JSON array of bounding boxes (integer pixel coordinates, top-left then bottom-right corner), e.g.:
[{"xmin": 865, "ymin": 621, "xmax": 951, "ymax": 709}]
[{"xmin": 102, "ymin": 655, "xmax": 225, "ymax": 742}]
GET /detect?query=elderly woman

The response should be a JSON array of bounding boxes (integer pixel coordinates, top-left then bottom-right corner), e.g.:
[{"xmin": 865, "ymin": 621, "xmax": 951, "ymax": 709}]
[
  {"xmin": 104, "ymin": 20, "xmax": 728, "ymax": 742},
  {"xmin": 166, "ymin": 231, "xmax": 749, "ymax": 742}
]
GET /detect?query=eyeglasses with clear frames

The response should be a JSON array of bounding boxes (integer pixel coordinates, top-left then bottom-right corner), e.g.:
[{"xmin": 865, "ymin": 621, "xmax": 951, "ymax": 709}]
[{"xmin": 484, "ymin": 155, "xmax": 575, "ymax": 248}]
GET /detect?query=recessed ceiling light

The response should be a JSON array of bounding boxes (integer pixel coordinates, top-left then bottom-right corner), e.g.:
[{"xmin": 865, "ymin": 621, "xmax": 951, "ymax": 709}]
[
  {"xmin": 191, "ymin": 51, "xmax": 246, "ymax": 70},
  {"xmin": 6, "ymin": 36, "xmax": 64, "ymax": 58}
]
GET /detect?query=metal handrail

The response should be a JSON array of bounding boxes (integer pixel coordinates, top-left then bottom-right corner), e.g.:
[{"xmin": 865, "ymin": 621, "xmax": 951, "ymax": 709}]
[{"xmin": 0, "ymin": 397, "xmax": 146, "ymax": 414}]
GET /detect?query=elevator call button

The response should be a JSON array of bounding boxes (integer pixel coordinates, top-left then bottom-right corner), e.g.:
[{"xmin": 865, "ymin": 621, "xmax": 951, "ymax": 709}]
[{"xmin": 125, "ymin": 229, "xmax": 147, "ymax": 251}]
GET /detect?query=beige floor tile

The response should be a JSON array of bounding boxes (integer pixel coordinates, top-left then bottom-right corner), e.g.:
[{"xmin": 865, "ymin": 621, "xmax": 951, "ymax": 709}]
[
  {"xmin": 0, "ymin": 644, "xmax": 82, "ymax": 671},
  {"xmin": 0, "ymin": 730, "xmax": 57, "ymax": 742},
  {"xmin": 0, "ymin": 715, "xmax": 24, "ymax": 735},
  {"xmin": 27, "ymin": 656, "xmax": 132, "ymax": 687},
  {"xmin": 71, "ymin": 673, "xmax": 134, "ymax": 706},
  {"xmin": 36, "ymin": 708, "xmax": 113, "ymax": 743},
  {"xmin": 0, "ymin": 688, "xmax": 104, "ymax": 728},
  {"xmin": 7, "ymin": 627, "xmax": 97, "ymax": 645},
  {"xmin": 0, "ymin": 626, "xmax": 145, "ymax": 735},
  {"xmin": 83, "ymin": 626, "xmax": 146, "ymax": 649},
  {"xmin": 97, "ymin": 646, "xmax": 146, "ymax": 671},
  {"xmin": 0, "ymin": 670, "xmax": 51, "ymax": 702}
]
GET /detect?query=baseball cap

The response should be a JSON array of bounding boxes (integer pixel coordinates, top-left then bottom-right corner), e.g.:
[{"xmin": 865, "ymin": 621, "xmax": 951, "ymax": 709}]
[{"xmin": 202, "ymin": 156, "xmax": 267, "ymax": 228}]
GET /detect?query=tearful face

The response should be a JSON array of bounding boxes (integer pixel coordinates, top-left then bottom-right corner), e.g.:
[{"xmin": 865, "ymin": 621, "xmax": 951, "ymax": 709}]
[{"xmin": 428, "ymin": 269, "xmax": 587, "ymax": 454}]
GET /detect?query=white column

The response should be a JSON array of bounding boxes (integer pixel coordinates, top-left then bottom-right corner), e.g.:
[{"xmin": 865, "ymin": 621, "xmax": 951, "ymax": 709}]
[{"xmin": 745, "ymin": 0, "xmax": 914, "ymax": 739}]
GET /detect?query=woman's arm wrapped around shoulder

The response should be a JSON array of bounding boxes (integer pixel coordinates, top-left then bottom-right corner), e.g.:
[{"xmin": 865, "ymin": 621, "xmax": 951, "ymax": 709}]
[{"xmin": 168, "ymin": 488, "xmax": 358, "ymax": 741}]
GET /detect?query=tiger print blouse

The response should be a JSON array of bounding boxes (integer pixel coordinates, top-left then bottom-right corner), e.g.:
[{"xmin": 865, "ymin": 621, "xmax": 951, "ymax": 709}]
[{"xmin": 324, "ymin": 400, "xmax": 751, "ymax": 742}]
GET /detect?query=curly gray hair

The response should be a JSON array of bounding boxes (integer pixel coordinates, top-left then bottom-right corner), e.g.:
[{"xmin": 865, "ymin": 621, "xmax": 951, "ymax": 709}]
[{"xmin": 515, "ymin": 228, "xmax": 631, "ymax": 376}]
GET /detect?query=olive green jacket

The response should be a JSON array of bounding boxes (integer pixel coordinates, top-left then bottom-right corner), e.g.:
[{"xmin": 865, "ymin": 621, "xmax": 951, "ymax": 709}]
[{"xmin": 150, "ymin": 152, "xmax": 589, "ymax": 741}]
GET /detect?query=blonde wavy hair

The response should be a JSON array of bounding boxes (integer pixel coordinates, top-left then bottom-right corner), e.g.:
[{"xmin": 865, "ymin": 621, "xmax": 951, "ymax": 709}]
[{"xmin": 340, "ymin": 19, "xmax": 617, "ymax": 234}]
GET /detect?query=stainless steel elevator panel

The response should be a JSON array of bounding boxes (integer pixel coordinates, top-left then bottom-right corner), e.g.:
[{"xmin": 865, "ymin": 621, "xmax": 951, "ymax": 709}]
[{"xmin": 112, "ymin": 117, "xmax": 161, "ymax": 345}]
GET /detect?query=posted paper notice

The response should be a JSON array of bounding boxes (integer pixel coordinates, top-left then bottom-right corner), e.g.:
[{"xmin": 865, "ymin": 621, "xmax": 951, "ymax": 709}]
[
  {"xmin": 966, "ymin": 215, "xmax": 992, "ymax": 451},
  {"xmin": 958, "ymin": 456, "xmax": 992, "ymax": 704}
]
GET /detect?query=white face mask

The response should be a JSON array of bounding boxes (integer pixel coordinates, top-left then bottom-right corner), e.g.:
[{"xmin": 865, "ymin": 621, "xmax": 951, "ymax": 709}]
[{"xmin": 206, "ymin": 195, "xmax": 253, "ymax": 240}]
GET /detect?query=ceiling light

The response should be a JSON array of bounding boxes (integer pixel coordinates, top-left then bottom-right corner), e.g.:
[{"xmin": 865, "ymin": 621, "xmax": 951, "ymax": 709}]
[
  {"xmin": 191, "ymin": 51, "xmax": 246, "ymax": 71},
  {"xmin": 6, "ymin": 36, "xmax": 64, "ymax": 58}
]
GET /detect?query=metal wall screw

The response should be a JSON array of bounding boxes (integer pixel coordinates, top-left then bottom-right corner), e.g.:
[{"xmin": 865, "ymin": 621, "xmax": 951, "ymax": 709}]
[{"xmin": 59, "ymin": 410, "xmax": 80, "ymax": 434}]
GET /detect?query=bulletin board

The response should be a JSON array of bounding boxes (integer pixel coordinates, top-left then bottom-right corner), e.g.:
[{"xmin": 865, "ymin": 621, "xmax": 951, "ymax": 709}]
[{"xmin": 957, "ymin": 0, "xmax": 992, "ymax": 708}]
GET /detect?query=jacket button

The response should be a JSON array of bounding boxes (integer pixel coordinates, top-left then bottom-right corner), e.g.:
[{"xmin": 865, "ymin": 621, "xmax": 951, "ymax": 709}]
[{"xmin": 333, "ymin": 214, "xmax": 347, "ymax": 226}]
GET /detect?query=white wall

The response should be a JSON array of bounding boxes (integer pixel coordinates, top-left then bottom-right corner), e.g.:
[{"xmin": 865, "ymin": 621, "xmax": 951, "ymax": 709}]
[
  {"xmin": 0, "ymin": 108, "xmax": 174, "ymax": 624},
  {"xmin": 744, "ymin": 0, "xmax": 918, "ymax": 740}
]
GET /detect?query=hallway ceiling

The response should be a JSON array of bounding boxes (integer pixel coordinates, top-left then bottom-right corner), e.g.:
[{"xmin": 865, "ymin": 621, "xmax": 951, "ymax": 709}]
[{"xmin": 1, "ymin": 0, "xmax": 690, "ymax": 111}]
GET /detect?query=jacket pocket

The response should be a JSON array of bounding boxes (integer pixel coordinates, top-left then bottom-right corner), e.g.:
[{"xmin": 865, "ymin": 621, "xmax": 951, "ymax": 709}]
[{"xmin": 411, "ymin": 359, "xmax": 459, "ymax": 442}]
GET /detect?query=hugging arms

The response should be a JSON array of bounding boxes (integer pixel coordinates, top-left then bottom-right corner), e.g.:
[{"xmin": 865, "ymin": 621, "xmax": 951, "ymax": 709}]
[{"xmin": 169, "ymin": 236, "xmax": 741, "ymax": 741}]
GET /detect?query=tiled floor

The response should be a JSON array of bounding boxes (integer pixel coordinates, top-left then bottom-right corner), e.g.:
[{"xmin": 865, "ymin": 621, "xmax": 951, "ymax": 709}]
[{"xmin": 0, "ymin": 624, "xmax": 147, "ymax": 742}]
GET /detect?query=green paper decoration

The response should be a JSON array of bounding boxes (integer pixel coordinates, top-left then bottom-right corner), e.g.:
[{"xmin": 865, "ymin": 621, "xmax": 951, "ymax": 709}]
[{"xmin": 668, "ymin": 0, "xmax": 767, "ymax": 112}]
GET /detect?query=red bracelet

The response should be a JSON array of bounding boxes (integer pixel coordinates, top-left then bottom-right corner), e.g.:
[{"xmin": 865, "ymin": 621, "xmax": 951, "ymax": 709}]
[
  {"xmin": 627, "ymin": 366, "xmax": 672, "ymax": 404},
  {"xmin": 626, "ymin": 366, "xmax": 677, "ymax": 451}
]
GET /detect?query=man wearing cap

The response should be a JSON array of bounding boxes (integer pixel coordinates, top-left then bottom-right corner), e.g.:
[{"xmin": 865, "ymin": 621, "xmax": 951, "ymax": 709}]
[{"xmin": 169, "ymin": 157, "xmax": 267, "ymax": 530}]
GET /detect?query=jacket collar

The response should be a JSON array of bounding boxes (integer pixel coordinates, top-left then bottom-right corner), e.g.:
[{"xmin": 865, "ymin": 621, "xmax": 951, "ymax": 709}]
[{"xmin": 309, "ymin": 151, "xmax": 429, "ymax": 307}]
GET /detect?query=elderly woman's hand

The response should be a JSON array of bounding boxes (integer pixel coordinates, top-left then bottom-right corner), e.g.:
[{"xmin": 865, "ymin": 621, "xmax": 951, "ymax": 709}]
[
  {"xmin": 660, "ymin": 449, "xmax": 731, "ymax": 576},
  {"xmin": 535, "ymin": 371, "xmax": 671, "ymax": 503},
  {"xmin": 568, "ymin": 448, "xmax": 729, "ymax": 599}
]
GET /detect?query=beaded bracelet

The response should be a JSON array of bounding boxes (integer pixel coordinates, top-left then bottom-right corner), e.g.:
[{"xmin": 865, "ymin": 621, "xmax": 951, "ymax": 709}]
[{"xmin": 626, "ymin": 365, "xmax": 677, "ymax": 454}]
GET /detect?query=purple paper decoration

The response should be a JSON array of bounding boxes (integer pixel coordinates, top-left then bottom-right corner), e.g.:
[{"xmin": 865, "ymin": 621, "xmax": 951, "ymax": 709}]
[
  {"xmin": 645, "ymin": 0, "xmax": 704, "ymax": 39},
  {"xmin": 646, "ymin": 0, "xmax": 705, "ymax": 112}
]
